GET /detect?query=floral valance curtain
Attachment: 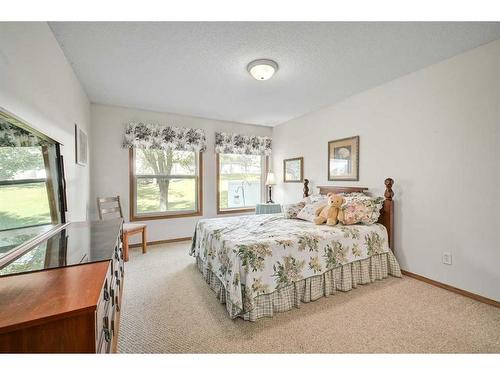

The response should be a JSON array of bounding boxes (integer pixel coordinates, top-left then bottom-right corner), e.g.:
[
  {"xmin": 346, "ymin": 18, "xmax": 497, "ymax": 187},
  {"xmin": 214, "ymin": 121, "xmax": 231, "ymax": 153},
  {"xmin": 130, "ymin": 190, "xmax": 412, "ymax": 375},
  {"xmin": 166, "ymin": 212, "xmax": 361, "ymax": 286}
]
[
  {"xmin": 122, "ymin": 122, "xmax": 207, "ymax": 152},
  {"xmin": 0, "ymin": 120, "xmax": 47, "ymax": 147},
  {"xmin": 215, "ymin": 132, "xmax": 272, "ymax": 156}
]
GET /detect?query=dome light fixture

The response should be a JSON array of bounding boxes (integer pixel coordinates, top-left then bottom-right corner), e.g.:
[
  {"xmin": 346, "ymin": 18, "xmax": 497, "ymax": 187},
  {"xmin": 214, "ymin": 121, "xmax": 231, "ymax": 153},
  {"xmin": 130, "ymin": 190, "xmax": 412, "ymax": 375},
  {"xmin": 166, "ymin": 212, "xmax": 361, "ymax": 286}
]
[{"xmin": 247, "ymin": 59, "xmax": 278, "ymax": 81}]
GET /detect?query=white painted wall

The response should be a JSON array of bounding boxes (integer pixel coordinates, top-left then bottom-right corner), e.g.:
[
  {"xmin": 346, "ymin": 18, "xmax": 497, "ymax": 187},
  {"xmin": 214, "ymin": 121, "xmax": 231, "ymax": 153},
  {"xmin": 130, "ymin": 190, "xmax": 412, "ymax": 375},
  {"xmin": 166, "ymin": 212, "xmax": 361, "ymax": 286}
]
[
  {"xmin": 0, "ymin": 22, "xmax": 91, "ymax": 222},
  {"xmin": 90, "ymin": 104, "xmax": 272, "ymax": 243},
  {"xmin": 4, "ymin": 22, "xmax": 497, "ymax": 301},
  {"xmin": 272, "ymin": 39, "xmax": 500, "ymax": 301}
]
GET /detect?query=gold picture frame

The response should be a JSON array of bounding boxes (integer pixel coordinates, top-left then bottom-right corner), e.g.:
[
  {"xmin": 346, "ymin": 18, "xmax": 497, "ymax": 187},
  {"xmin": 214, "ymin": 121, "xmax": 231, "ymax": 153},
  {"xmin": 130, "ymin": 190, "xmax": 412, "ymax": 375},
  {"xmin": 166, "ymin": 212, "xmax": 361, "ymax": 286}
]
[
  {"xmin": 283, "ymin": 157, "xmax": 304, "ymax": 183},
  {"xmin": 328, "ymin": 136, "xmax": 359, "ymax": 181}
]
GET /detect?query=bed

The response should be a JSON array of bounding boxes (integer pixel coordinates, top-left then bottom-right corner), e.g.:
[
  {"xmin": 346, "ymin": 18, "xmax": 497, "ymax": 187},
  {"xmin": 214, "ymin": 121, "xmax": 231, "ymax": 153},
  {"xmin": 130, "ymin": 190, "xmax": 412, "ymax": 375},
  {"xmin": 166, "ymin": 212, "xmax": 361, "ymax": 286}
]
[{"xmin": 190, "ymin": 178, "xmax": 401, "ymax": 321}]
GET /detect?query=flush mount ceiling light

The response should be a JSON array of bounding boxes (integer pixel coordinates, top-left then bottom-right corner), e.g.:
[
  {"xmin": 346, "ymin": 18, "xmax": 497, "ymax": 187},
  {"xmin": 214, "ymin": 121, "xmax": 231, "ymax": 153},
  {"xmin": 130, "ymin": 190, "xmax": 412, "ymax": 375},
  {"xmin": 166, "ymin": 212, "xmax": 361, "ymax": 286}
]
[{"xmin": 247, "ymin": 59, "xmax": 278, "ymax": 81}]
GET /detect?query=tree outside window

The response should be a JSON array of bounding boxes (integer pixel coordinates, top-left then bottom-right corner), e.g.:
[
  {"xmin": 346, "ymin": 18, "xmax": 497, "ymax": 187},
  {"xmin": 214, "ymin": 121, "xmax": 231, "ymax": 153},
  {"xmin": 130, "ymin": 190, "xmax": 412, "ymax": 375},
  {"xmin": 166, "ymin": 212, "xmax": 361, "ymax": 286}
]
[{"xmin": 131, "ymin": 148, "xmax": 201, "ymax": 218}]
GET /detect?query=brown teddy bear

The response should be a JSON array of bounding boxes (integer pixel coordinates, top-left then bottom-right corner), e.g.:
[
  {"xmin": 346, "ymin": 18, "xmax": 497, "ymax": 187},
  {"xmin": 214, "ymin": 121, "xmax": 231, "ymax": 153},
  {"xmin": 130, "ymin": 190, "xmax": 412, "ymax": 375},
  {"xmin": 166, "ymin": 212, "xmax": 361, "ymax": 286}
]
[{"xmin": 314, "ymin": 193, "xmax": 345, "ymax": 226}]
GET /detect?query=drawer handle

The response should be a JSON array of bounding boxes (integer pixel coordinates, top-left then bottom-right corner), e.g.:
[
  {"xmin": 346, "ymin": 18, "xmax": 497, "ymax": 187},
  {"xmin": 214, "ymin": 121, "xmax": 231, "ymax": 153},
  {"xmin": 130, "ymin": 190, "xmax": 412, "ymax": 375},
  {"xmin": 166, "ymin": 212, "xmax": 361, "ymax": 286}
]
[
  {"xmin": 103, "ymin": 288, "xmax": 110, "ymax": 301},
  {"xmin": 104, "ymin": 327, "xmax": 111, "ymax": 343},
  {"xmin": 103, "ymin": 316, "xmax": 112, "ymax": 343}
]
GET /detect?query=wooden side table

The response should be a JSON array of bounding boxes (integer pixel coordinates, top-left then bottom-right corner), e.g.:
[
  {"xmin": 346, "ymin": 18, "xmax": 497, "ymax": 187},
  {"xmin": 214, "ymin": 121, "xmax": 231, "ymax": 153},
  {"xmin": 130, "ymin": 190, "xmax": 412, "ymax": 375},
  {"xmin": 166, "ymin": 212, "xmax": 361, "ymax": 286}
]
[{"xmin": 255, "ymin": 203, "xmax": 282, "ymax": 215}]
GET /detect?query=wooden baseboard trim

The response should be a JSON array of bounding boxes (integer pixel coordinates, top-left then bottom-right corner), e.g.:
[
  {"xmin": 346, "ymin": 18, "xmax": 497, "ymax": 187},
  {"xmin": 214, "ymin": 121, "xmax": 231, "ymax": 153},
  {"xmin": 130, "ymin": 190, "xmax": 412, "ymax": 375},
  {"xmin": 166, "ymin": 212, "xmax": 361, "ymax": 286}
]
[
  {"xmin": 401, "ymin": 270, "xmax": 500, "ymax": 308},
  {"xmin": 130, "ymin": 237, "xmax": 192, "ymax": 248}
]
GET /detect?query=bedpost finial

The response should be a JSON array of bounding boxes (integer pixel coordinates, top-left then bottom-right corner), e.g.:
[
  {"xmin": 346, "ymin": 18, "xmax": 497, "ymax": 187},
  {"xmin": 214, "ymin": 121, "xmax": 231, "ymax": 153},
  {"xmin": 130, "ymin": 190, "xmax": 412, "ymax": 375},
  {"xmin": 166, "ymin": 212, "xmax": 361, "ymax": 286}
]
[
  {"xmin": 384, "ymin": 178, "xmax": 394, "ymax": 200},
  {"xmin": 303, "ymin": 178, "xmax": 310, "ymax": 198}
]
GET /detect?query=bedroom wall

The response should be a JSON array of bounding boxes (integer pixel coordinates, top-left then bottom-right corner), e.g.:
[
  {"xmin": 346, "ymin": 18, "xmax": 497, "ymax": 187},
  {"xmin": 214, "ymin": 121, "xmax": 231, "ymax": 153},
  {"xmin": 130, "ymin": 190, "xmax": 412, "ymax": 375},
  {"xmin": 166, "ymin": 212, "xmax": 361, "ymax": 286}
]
[
  {"xmin": 272, "ymin": 39, "xmax": 500, "ymax": 301},
  {"xmin": 0, "ymin": 22, "xmax": 91, "ymax": 222},
  {"xmin": 90, "ymin": 104, "xmax": 272, "ymax": 243}
]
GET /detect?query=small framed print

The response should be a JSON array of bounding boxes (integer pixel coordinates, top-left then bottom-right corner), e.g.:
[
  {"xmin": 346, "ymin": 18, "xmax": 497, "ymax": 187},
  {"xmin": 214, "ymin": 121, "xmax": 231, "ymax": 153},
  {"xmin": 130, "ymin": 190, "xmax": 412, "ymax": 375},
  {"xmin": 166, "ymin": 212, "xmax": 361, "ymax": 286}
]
[
  {"xmin": 328, "ymin": 136, "xmax": 359, "ymax": 181},
  {"xmin": 75, "ymin": 124, "xmax": 88, "ymax": 166},
  {"xmin": 283, "ymin": 157, "xmax": 304, "ymax": 183}
]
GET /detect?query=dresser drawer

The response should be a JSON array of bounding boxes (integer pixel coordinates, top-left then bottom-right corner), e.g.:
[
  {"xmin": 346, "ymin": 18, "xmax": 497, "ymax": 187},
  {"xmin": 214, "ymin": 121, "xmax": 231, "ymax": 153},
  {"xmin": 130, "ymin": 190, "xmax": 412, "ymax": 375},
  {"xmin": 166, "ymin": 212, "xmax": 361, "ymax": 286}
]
[
  {"xmin": 95, "ymin": 263, "xmax": 113, "ymax": 349},
  {"xmin": 96, "ymin": 230, "xmax": 124, "ymax": 353},
  {"xmin": 109, "ymin": 277, "xmax": 121, "ymax": 311},
  {"xmin": 112, "ymin": 244, "xmax": 124, "ymax": 277},
  {"xmin": 96, "ymin": 282, "xmax": 110, "ymax": 329},
  {"xmin": 97, "ymin": 313, "xmax": 113, "ymax": 354}
]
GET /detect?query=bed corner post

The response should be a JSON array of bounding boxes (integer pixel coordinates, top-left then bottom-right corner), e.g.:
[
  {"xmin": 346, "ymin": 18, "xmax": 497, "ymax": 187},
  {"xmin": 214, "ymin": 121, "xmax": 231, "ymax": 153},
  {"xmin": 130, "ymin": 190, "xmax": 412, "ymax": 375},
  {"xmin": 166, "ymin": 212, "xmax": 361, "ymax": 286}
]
[
  {"xmin": 382, "ymin": 178, "xmax": 394, "ymax": 252},
  {"xmin": 384, "ymin": 178, "xmax": 394, "ymax": 201},
  {"xmin": 303, "ymin": 179, "xmax": 309, "ymax": 198}
]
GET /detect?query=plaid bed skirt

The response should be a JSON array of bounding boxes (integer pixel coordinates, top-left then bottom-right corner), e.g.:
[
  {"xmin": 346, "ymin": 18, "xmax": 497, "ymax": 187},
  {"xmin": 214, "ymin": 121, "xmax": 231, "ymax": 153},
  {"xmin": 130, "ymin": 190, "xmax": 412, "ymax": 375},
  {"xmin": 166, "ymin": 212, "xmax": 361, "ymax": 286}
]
[{"xmin": 195, "ymin": 251, "xmax": 402, "ymax": 321}]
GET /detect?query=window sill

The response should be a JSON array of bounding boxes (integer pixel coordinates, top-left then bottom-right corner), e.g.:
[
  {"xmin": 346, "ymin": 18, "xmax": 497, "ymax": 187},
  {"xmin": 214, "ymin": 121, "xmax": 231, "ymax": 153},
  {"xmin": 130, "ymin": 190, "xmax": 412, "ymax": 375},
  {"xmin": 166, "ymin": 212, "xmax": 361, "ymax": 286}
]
[
  {"xmin": 130, "ymin": 210, "xmax": 203, "ymax": 221},
  {"xmin": 216, "ymin": 208, "xmax": 256, "ymax": 215}
]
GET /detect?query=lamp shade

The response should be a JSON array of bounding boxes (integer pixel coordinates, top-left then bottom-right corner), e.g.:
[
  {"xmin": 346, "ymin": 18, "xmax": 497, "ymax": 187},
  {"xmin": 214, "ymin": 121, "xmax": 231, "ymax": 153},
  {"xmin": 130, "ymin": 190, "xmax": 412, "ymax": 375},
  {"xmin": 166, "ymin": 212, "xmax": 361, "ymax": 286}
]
[{"xmin": 265, "ymin": 172, "xmax": 276, "ymax": 185}]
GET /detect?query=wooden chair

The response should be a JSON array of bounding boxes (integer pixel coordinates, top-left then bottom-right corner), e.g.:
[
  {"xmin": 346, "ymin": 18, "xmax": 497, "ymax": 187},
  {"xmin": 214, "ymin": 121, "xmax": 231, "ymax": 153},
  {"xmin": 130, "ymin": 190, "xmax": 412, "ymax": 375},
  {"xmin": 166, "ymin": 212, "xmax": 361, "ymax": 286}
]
[{"xmin": 97, "ymin": 196, "xmax": 146, "ymax": 262}]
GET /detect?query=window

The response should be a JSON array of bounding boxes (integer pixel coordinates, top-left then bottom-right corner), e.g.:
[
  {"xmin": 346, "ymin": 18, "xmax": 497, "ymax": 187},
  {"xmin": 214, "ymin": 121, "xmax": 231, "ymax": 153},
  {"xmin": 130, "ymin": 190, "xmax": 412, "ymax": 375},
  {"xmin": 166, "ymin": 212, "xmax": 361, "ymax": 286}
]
[
  {"xmin": 130, "ymin": 148, "xmax": 202, "ymax": 220},
  {"xmin": 0, "ymin": 111, "xmax": 65, "ymax": 261},
  {"xmin": 217, "ymin": 153, "xmax": 266, "ymax": 213}
]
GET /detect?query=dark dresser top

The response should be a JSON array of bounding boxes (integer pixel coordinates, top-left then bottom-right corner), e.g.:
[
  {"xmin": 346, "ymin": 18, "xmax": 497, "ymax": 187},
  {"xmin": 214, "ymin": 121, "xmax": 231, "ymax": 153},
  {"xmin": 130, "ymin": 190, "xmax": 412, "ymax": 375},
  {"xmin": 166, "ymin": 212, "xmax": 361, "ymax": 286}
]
[{"xmin": 0, "ymin": 219, "xmax": 123, "ymax": 277}]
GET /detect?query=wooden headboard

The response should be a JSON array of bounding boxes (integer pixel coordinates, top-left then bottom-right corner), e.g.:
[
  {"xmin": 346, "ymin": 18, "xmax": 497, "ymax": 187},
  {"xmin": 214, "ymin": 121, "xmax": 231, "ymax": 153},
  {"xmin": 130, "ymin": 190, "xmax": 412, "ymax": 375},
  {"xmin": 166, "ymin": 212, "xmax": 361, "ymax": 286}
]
[{"xmin": 302, "ymin": 178, "xmax": 395, "ymax": 251}]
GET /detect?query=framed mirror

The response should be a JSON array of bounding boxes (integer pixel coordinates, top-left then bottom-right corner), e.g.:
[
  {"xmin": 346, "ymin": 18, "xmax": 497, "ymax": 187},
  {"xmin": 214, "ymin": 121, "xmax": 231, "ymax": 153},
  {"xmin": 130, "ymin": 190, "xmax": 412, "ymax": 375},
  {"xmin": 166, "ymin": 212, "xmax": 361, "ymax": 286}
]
[
  {"xmin": 328, "ymin": 136, "xmax": 359, "ymax": 181},
  {"xmin": 283, "ymin": 157, "xmax": 304, "ymax": 183}
]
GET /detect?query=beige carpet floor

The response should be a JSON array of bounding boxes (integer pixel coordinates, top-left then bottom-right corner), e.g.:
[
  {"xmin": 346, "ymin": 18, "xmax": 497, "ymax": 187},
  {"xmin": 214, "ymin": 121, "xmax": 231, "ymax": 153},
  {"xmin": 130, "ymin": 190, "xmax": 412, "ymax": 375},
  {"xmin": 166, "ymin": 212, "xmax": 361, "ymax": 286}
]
[{"xmin": 117, "ymin": 242, "xmax": 500, "ymax": 353}]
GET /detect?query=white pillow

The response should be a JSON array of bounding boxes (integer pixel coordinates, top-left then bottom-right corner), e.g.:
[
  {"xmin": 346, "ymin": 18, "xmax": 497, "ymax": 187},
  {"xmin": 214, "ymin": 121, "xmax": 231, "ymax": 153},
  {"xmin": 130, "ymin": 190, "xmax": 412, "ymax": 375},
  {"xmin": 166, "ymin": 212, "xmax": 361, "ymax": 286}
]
[
  {"xmin": 308, "ymin": 194, "xmax": 326, "ymax": 203},
  {"xmin": 296, "ymin": 200, "xmax": 327, "ymax": 222}
]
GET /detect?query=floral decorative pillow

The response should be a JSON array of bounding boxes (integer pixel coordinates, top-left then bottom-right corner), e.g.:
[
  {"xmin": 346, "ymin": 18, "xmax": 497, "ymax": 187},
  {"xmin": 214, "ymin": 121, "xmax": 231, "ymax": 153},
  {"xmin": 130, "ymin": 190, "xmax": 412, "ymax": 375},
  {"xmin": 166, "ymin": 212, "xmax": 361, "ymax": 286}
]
[
  {"xmin": 296, "ymin": 200, "xmax": 327, "ymax": 222},
  {"xmin": 339, "ymin": 196, "xmax": 384, "ymax": 225},
  {"xmin": 283, "ymin": 202, "xmax": 306, "ymax": 219},
  {"xmin": 340, "ymin": 192, "xmax": 368, "ymax": 197}
]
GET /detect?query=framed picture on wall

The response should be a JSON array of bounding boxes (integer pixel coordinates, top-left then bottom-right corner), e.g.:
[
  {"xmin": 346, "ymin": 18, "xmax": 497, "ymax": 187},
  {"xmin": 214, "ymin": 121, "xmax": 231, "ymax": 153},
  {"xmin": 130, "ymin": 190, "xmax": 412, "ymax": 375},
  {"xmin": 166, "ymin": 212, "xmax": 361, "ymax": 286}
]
[
  {"xmin": 283, "ymin": 157, "xmax": 304, "ymax": 182},
  {"xmin": 328, "ymin": 136, "xmax": 359, "ymax": 181},
  {"xmin": 75, "ymin": 124, "xmax": 88, "ymax": 166}
]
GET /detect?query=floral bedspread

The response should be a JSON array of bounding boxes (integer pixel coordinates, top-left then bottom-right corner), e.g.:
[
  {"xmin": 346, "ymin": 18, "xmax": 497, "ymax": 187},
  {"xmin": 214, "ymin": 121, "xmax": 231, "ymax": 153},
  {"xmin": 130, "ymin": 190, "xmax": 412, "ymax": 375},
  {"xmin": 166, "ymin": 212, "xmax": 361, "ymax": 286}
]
[{"xmin": 190, "ymin": 214, "xmax": 390, "ymax": 314}]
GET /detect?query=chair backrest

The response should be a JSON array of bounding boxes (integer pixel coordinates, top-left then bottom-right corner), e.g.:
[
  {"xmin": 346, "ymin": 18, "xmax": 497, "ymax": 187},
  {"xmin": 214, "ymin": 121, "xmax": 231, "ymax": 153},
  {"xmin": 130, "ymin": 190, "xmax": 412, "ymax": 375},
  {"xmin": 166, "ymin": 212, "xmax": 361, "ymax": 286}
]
[{"xmin": 97, "ymin": 196, "xmax": 124, "ymax": 220}]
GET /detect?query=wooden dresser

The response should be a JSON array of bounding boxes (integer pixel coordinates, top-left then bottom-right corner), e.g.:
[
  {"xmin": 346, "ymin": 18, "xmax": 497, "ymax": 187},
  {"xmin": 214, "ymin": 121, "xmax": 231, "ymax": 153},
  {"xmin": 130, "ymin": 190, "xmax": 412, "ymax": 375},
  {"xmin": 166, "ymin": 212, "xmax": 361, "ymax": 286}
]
[{"xmin": 0, "ymin": 219, "xmax": 124, "ymax": 353}]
